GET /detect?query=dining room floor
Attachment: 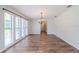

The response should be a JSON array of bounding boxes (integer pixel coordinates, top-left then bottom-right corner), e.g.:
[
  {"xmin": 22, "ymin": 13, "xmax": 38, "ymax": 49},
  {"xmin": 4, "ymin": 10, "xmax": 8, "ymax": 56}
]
[{"xmin": 4, "ymin": 32, "xmax": 79, "ymax": 53}]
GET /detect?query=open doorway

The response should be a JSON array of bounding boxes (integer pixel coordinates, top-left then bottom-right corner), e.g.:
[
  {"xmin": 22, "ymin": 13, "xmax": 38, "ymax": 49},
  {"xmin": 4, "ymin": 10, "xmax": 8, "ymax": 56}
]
[{"xmin": 40, "ymin": 20, "xmax": 47, "ymax": 33}]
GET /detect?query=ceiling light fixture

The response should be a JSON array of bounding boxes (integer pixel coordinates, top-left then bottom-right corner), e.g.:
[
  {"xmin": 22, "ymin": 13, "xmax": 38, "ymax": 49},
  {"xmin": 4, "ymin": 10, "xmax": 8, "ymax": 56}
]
[
  {"xmin": 38, "ymin": 8, "xmax": 48, "ymax": 23},
  {"xmin": 40, "ymin": 8, "xmax": 48, "ymax": 21}
]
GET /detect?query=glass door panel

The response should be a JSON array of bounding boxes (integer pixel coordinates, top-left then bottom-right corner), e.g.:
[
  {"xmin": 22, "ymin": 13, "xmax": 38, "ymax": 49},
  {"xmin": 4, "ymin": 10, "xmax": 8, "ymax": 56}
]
[
  {"xmin": 4, "ymin": 13, "xmax": 13, "ymax": 47},
  {"xmin": 15, "ymin": 17, "xmax": 20, "ymax": 39},
  {"xmin": 22, "ymin": 19, "xmax": 25, "ymax": 37}
]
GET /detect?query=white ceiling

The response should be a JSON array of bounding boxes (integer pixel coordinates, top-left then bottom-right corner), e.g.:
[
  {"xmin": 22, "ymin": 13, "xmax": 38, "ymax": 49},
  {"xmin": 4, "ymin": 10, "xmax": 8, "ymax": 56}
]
[{"xmin": 9, "ymin": 5, "xmax": 68, "ymax": 20}]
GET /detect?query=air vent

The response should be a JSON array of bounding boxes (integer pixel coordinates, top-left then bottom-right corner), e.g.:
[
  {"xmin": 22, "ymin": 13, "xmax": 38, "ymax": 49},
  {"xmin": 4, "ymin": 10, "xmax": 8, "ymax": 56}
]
[{"xmin": 67, "ymin": 5, "xmax": 72, "ymax": 8}]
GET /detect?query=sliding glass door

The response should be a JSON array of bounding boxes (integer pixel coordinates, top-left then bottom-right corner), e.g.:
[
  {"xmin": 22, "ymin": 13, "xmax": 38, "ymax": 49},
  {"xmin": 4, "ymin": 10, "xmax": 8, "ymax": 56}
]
[
  {"xmin": 22, "ymin": 19, "xmax": 28, "ymax": 37},
  {"xmin": 22, "ymin": 19, "xmax": 25, "ymax": 36},
  {"xmin": 4, "ymin": 12, "xmax": 14, "ymax": 47},
  {"xmin": 4, "ymin": 12, "xmax": 28, "ymax": 47},
  {"xmin": 15, "ymin": 16, "xmax": 22, "ymax": 40}
]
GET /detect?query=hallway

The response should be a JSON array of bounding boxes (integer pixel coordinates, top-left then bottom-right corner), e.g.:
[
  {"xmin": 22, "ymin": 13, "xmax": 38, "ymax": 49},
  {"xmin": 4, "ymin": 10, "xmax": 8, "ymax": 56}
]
[{"xmin": 4, "ymin": 32, "xmax": 79, "ymax": 53}]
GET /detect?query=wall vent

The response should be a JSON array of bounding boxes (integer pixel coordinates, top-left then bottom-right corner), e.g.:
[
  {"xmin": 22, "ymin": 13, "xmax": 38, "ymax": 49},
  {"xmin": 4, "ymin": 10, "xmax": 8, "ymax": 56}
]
[{"xmin": 67, "ymin": 5, "xmax": 72, "ymax": 8}]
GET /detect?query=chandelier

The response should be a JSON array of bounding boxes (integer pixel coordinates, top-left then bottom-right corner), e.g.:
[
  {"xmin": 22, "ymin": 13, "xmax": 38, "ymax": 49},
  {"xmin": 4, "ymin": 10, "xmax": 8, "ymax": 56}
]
[{"xmin": 40, "ymin": 8, "xmax": 48, "ymax": 21}]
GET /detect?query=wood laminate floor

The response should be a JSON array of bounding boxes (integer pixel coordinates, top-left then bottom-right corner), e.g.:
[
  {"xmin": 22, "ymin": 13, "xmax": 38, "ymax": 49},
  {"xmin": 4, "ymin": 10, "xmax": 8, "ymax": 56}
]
[{"xmin": 4, "ymin": 32, "xmax": 79, "ymax": 53}]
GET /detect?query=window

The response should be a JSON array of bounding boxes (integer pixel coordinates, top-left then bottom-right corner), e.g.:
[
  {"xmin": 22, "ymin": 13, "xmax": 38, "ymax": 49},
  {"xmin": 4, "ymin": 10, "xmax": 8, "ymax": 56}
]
[
  {"xmin": 22, "ymin": 19, "xmax": 28, "ymax": 36},
  {"xmin": 15, "ymin": 16, "xmax": 21, "ymax": 40},
  {"xmin": 22, "ymin": 19, "xmax": 25, "ymax": 36},
  {"xmin": 4, "ymin": 11, "xmax": 28, "ymax": 47},
  {"xmin": 4, "ymin": 12, "xmax": 14, "ymax": 47}
]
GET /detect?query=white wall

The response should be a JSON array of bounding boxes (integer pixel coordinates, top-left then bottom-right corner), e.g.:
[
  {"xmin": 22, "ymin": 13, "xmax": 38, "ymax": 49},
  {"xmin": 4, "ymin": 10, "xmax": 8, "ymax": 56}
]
[
  {"xmin": 53, "ymin": 6, "xmax": 79, "ymax": 49},
  {"xmin": 47, "ymin": 19, "xmax": 57, "ymax": 34},
  {"xmin": 28, "ymin": 20, "xmax": 40, "ymax": 34},
  {"xmin": 28, "ymin": 18, "xmax": 56, "ymax": 34}
]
